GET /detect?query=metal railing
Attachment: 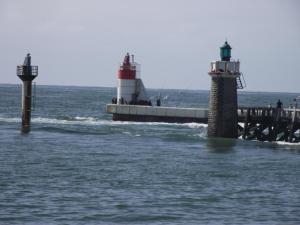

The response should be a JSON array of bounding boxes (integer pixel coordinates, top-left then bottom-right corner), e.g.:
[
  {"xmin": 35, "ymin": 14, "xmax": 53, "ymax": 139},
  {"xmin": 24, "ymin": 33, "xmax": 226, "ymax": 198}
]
[
  {"xmin": 17, "ymin": 65, "xmax": 38, "ymax": 76},
  {"xmin": 209, "ymin": 61, "xmax": 240, "ymax": 74},
  {"xmin": 238, "ymin": 107, "xmax": 300, "ymax": 120}
]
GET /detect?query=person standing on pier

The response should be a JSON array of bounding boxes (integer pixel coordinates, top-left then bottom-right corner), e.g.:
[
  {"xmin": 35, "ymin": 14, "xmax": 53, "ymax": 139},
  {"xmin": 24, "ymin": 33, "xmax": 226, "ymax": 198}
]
[
  {"xmin": 276, "ymin": 99, "xmax": 283, "ymax": 120},
  {"xmin": 276, "ymin": 99, "xmax": 282, "ymax": 109},
  {"xmin": 156, "ymin": 95, "xmax": 161, "ymax": 106},
  {"xmin": 293, "ymin": 98, "xmax": 298, "ymax": 109}
]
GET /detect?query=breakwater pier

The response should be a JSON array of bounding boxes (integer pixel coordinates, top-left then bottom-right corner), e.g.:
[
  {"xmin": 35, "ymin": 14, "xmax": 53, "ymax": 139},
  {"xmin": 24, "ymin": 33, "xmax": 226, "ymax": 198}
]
[{"xmin": 106, "ymin": 104, "xmax": 300, "ymax": 143}]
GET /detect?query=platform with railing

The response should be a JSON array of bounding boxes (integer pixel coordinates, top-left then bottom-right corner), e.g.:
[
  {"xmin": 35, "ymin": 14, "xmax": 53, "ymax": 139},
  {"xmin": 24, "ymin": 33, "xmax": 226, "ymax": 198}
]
[
  {"xmin": 17, "ymin": 65, "xmax": 38, "ymax": 80},
  {"xmin": 208, "ymin": 60, "xmax": 246, "ymax": 89}
]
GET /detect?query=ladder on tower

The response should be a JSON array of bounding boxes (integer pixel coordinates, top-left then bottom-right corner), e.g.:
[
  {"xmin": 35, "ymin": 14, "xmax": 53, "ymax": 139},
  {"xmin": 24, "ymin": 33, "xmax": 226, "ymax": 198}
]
[{"xmin": 236, "ymin": 72, "xmax": 246, "ymax": 89}]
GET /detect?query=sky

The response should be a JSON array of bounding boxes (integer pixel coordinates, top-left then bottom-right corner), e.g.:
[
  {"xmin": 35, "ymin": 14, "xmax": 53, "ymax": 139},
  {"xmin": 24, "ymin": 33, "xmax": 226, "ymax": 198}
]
[{"xmin": 0, "ymin": 0, "xmax": 299, "ymax": 92}]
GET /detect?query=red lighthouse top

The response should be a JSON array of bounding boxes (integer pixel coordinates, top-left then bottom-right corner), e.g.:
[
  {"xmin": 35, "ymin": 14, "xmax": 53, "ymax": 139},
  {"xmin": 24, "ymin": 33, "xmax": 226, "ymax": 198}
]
[{"xmin": 118, "ymin": 53, "xmax": 136, "ymax": 80}]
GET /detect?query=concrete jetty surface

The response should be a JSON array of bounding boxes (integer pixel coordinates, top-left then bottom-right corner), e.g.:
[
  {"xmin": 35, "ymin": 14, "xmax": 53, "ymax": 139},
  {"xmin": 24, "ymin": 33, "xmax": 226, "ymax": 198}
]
[{"xmin": 106, "ymin": 104, "xmax": 208, "ymax": 123}]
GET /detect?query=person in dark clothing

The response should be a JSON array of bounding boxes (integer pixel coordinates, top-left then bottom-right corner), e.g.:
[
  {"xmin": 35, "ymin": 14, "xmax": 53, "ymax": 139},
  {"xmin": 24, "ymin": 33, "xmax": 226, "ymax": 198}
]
[
  {"xmin": 293, "ymin": 98, "xmax": 298, "ymax": 109},
  {"xmin": 156, "ymin": 97, "xmax": 161, "ymax": 106},
  {"xmin": 276, "ymin": 99, "xmax": 282, "ymax": 109}
]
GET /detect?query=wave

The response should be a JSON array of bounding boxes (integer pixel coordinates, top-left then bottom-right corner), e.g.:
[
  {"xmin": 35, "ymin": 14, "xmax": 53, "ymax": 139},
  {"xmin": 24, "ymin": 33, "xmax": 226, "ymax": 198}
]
[
  {"xmin": 33, "ymin": 116, "xmax": 106, "ymax": 126},
  {"xmin": 275, "ymin": 141, "xmax": 300, "ymax": 146},
  {"xmin": 1, "ymin": 116, "xmax": 298, "ymax": 146},
  {"xmin": 0, "ymin": 117, "xmax": 21, "ymax": 123},
  {"xmin": 237, "ymin": 136, "xmax": 300, "ymax": 146},
  {"xmin": 0, "ymin": 116, "xmax": 207, "ymax": 129}
]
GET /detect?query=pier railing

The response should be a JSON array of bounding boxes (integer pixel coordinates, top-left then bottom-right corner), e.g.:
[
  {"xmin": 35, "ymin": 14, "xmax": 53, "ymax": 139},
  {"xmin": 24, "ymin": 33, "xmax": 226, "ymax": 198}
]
[
  {"xmin": 238, "ymin": 107, "xmax": 300, "ymax": 122},
  {"xmin": 239, "ymin": 107, "xmax": 300, "ymax": 143},
  {"xmin": 17, "ymin": 65, "xmax": 38, "ymax": 77}
]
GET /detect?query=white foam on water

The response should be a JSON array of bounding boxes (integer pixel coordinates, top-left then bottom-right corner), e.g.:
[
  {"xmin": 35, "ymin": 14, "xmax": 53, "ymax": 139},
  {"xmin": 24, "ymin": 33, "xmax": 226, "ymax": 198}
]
[
  {"xmin": 0, "ymin": 117, "xmax": 21, "ymax": 123},
  {"xmin": 184, "ymin": 122, "xmax": 208, "ymax": 129},
  {"xmin": 119, "ymin": 121, "xmax": 207, "ymax": 129},
  {"xmin": 0, "ymin": 116, "xmax": 113, "ymax": 126},
  {"xmin": 275, "ymin": 141, "xmax": 300, "ymax": 146},
  {"xmin": 32, "ymin": 117, "xmax": 121, "ymax": 126},
  {"xmin": 194, "ymin": 131, "xmax": 207, "ymax": 139},
  {"xmin": 238, "ymin": 136, "xmax": 300, "ymax": 146},
  {"xmin": 0, "ymin": 116, "xmax": 207, "ymax": 130},
  {"xmin": 87, "ymin": 120, "xmax": 208, "ymax": 129},
  {"xmin": 74, "ymin": 116, "xmax": 96, "ymax": 121}
]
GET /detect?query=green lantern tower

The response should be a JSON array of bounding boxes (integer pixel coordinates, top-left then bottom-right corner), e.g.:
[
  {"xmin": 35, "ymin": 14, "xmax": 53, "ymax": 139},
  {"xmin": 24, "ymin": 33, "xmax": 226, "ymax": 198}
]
[
  {"xmin": 207, "ymin": 41, "xmax": 242, "ymax": 138},
  {"xmin": 220, "ymin": 41, "xmax": 232, "ymax": 61}
]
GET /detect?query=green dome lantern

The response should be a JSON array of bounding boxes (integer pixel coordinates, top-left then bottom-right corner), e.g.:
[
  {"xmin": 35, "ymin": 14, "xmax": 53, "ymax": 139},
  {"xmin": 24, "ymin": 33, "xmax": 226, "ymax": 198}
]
[{"xmin": 220, "ymin": 41, "xmax": 231, "ymax": 61}]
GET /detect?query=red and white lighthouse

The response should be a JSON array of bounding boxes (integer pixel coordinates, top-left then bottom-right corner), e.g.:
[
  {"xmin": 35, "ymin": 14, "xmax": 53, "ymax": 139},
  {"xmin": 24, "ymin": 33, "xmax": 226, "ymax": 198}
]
[
  {"xmin": 116, "ymin": 53, "xmax": 150, "ymax": 105},
  {"xmin": 117, "ymin": 53, "xmax": 137, "ymax": 104}
]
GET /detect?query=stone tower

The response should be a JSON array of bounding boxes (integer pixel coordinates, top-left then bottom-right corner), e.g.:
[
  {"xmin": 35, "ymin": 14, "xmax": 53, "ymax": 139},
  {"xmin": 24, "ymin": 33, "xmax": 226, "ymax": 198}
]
[{"xmin": 207, "ymin": 41, "xmax": 242, "ymax": 138}]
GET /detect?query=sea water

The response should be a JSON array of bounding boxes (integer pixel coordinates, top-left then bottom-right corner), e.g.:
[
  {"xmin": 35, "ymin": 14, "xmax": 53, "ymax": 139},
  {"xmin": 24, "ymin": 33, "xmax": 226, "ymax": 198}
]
[{"xmin": 0, "ymin": 84, "xmax": 299, "ymax": 225}]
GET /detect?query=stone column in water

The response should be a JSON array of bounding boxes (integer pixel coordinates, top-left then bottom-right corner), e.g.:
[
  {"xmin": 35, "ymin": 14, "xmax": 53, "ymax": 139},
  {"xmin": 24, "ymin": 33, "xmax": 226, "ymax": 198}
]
[
  {"xmin": 17, "ymin": 53, "xmax": 38, "ymax": 133},
  {"xmin": 207, "ymin": 41, "xmax": 242, "ymax": 138}
]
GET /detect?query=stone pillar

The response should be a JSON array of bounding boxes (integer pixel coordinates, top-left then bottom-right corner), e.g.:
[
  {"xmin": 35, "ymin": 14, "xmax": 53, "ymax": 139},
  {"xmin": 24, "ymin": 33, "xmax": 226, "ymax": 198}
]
[{"xmin": 207, "ymin": 76, "xmax": 238, "ymax": 138}]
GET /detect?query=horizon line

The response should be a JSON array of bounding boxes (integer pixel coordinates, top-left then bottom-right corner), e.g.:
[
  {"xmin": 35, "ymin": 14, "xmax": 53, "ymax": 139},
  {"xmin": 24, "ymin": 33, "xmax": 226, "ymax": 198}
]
[{"xmin": 0, "ymin": 82, "xmax": 299, "ymax": 95}]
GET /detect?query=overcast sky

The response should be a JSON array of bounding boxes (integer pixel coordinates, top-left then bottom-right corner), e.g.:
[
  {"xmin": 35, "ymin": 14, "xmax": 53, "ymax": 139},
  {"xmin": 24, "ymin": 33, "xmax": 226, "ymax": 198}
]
[{"xmin": 0, "ymin": 0, "xmax": 299, "ymax": 92}]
